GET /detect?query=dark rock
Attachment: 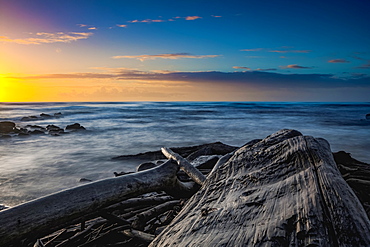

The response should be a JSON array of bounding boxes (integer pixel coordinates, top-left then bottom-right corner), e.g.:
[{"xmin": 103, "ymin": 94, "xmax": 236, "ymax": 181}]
[
  {"xmin": 30, "ymin": 130, "xmax": 45, "ymax": 135},
  {"xmin": 46, "ymin": 125, "xmax": 62, "ymax": 131},
  {"xmin": 40, "ymin": 113, "xmax": 52, "ymax": 117},
  {"xmin": 54, "ymin": 112, "xmax": 62, "ymax": 116},
  {"xmin": 366, "ymin": 113, "xmax": 370, "ymax": 120},
  {"xmin": 0, "ymin": 134, "xmax": 12, "ymax": 139},
  {"xmin": 113, "ymin": 142, "xmax": 238, "ymax": 161},
  {"xmin": 194, "ymin": 156, "xmax": 220, "ymax": 169},
  {"xmin": 66, "ymin": 123, "xmax": 86, "ymax": 130},
  {"xmin": 21, "ymin": 116, "xmax": 38, "ymax": 121},
  {"xmin": 0, "ymin": 121, "xmax": 15, "ymax": 133},
  {"xmin": 26, "ymin": 125, "xmax": 46, "ymax": 130},
  {"xmin": 136, "ymin": 162, "xmax": 157, "ymax": 172}
]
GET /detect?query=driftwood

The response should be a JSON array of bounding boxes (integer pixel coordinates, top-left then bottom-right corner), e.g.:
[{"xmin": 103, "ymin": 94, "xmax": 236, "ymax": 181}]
[
  {"xmin": 150, "ymin": 129, "xmax": 370, "ymax": 246},
  {"xmin": 0, "ymin": 159, "xmax": 188, "ymax": 246},
  {"xmin": 161, "ymin": 147, "xmax": 206, "ymax": 185}
]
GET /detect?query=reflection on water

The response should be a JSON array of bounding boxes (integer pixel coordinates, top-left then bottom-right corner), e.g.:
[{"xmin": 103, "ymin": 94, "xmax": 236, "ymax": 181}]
[{"xmin": 0, "ymin": 102, "xmax": 369, "ymax": 206}]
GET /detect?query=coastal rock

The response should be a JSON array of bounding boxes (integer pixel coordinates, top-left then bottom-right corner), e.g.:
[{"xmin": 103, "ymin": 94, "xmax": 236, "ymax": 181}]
[
  {"xmin": 113, "ymin": 142, "xmax": 238, "ymax": 161},
  {"xmin": 66, "ymin": 123, "xmax": 86, "ymax": 130},
  {"xmin": 40, "ymin": 113, "xmax": 52, "ymax": 118},
  {"xmin": 29, "ymin": 130, "xmax": 45, "ymax": 135},
  {"xmin": 0, "ymin": 121, "xmax": 15, "ymax": 133},
  {"xmin": 20, "ymin": 116, "xmax": 38, "ymax": 121},
  {"xmin": 150, "ymin": 129, "xmax": 370, "ymax": 246},
  {"xmin": 366, "ymin": 113, "xmax": 370, "ymax": 120}
]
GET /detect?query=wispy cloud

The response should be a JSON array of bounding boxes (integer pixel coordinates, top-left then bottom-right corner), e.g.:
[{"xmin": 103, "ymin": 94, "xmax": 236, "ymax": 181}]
[
  {"xmin": 328, "ymin": 59, "xmax": 350, "ymax": 63},
  {"xmin": 11, "ymin": 69, "xmax": 369, "ymax": 90},
  {"xmin": 211, "ymin": 15, "xmax": 222, "ymax": 18},
  {"xmin": 240, "ymin": 48, "xmax": 263, "ymax": 52},
  {"xmin": 356, "ymin": 61, "xmax": 370, "ymax": 69},
  {"xmin": 116, "ymin": 24, "xmax": 128, "ymax": 28},
  {"xmin": 270, "ymin": 50, "xmax": 311, "ymax": 53},
  {"xmin": 0, "ymin": 32, "xmax": 93, "ymax": 45},
  {"xmin": 233, "ymin": 66, "xmax": 276, "ymax": 71},
  {"xmin": 281, "ymin": 64, "xmax": 313, "ymax": 69},
  {"xmin": 233, "ymin": 66, "xmax": 251, "ymax": 70},
  {"xmin": 112, "ymin": 53, "xmax": 220, "ymax": 61},
  {"xmin": 185, "ymin": 16, "xmax": 202, "ymax": 20},
  {"xmin": 128, "ymin": 19, "xmax": 166, "ymax": 23}
]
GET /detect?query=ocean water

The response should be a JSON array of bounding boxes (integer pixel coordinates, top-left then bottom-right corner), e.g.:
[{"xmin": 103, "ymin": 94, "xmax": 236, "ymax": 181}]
[{"xmin": 1, "ymin": 102, "xmax": 369, "ymax": 206}]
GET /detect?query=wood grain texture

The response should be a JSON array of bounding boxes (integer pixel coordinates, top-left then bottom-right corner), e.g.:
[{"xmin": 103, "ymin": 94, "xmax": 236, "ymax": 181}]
[
  {"xmin": 0, "ymin": 160, "xmax": 180, "ymax": 246},
  {"xmin": 150, "ymin": 129, "xmax": 370, "ymax": 246}
]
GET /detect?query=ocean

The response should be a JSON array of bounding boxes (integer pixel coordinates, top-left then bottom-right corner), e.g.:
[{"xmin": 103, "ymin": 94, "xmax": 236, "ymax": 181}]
[{"xmin": 1, "ymin": 102, "xmax": 369, "ymax": 207}]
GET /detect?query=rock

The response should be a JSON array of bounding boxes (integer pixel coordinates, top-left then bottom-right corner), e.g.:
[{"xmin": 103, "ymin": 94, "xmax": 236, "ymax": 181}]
[
  {"xmin": 136, "ymin": 162, "xmax": 157, "ymax": 172},
  {"xmin": 0, "ymin": 121, "xmax": 15, "ymax": 133},
  {"xmin": 46, "ymin": 125, "xmax": 62, "ymax": 131},
  {"xmin": 150, "ymin": 129, "xmax": 370, "ymax": 246},
  {"xmin": 20, "ymin": 116, "xmax": 38, "ymax": 121},
  {"xmin": 66, "ymin": 123, "xmax": 86, "ymax": 130},
  {"xmin": 192, "ymin": 155, "xmax": 220, "ymax": 169},
  {"xmin": 366, "ymin": 113, "xmax": 370, "ymax": 120},
  {"xmin": 40, "ymin": 113, "xmax": 52, "ymax": 118},
  {"xmin": 54, "ymin": 112, "xmax": 62, "ymax": 116},
  {"xmin": 29, "ymin": 130, "xmax": 45, "ymax": 135},
  {"xmin": 113, "ymin": 142, "xmax": 238, "ymax": 161},
  {"xmin": 0, "ymin": 134, "xmax": 12, "ymax": 139}
]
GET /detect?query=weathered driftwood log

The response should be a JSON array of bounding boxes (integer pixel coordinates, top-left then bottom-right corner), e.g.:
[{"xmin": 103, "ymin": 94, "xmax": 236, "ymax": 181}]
[
  {"xmin": 162, "ymin": 147, "xmax": 206, "ymax": 185},
  {"xmin": 0, "ymin": 159, "xmax": 187, "ymax": 246},
  {"xmin": 150, "ymin": 129, "xmax": 370, "ymax": 246}
]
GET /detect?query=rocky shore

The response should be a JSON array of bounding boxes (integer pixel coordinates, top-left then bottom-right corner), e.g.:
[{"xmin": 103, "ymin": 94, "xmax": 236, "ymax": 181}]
[{"xmin": 0, "ymin": 129, "xmax": 369, "ymax": 246}]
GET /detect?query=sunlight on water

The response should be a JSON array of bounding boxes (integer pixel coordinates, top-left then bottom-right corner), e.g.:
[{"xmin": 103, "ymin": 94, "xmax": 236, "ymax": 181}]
[{"xmin": 0, "ymin": 102, "xmax": 369, "ymax": 206}]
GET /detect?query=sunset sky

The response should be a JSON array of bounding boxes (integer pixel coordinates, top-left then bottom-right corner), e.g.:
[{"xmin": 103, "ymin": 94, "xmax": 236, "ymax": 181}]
[{"xmin": 1, "ymin": 0, "xmax": 369, "ymax": 102}]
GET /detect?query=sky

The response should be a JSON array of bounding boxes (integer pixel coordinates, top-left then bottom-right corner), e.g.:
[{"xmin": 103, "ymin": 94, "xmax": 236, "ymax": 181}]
[{"xmin": 0, "ymin": 0, "xmax": 370, "ymax": 102}]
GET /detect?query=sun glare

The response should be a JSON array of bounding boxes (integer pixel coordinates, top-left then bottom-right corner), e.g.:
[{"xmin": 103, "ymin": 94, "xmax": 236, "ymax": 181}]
[{"xmin": 0, "ymin": 76, "xmax": 38, "ymax": 102}]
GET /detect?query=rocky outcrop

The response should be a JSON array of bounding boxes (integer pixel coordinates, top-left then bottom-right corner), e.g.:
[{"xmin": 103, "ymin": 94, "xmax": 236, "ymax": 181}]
[
  {"xmin": 112, "ymin": 142, "xmax": 238, "ymax": 161},
  {"xmin": 0, "ymin": 121, "xmax": 15, "ymax": 133},
  {"xmin": 150, "ymin": 129, "xmax": 370, "ymax": 246}
]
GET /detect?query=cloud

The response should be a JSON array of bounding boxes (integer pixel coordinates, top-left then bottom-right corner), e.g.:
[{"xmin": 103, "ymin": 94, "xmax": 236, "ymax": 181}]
[
  {"xmin": 282, "ymin": 64, "xmax": 313, "ymax": 69},
  {"xmin": 233, "ymin": 66, "xmax": 276, "ymax": 71},
  {"xmin": 88, "ymin": 27, "xmax": 97, "ymax": 30},
  {"xmin": 233, "ymin": 66, "xmax": 251, "ymax": 70},
  {"xmin": 356, "ymin": 61, "xmax": 370, "ymax": 69},
  {"xmin": 112, "ymin": 53, "xmax": 220, "ymax": 61},
  {"xmin": 269, "ymin": 50, "xmax": 311, "ymax": 53},
  {"xmin": 241, "ymin": 48, "xmax": 263, "ymax": 52},
  {"xmin": 211, "ymin": 15, "xmax": 222, "ymax": 18},
  {"xmin": 128, "ymin": 19, "xmax": 166, "ymax": 23},
  {"xmin": 0, "ymin": 32, "xmax": 93, "ymax": 45},
  {"xmin": 328, "ymin": 59, "xmax": 350, "ymax": 63},
  {"xmin": 185, "ymin": 16, "xmax": 202, "ymax": 20},
  {"xmin": 11, "ymin": 68, "xmax": 369, "ymax": 90},
  {"xmin": 116, "ymin": 24, "xmax": 127, "ymax": 28}
]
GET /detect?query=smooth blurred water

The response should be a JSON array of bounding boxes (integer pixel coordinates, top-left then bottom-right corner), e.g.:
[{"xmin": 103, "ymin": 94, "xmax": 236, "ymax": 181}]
[{"xmin": 1, "ymin": 102, "xmax": 369, "ymax": 206}]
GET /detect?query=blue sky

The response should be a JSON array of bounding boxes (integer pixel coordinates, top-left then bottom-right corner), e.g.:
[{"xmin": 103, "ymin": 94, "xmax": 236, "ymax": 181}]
[{"xmin": 1, "ymin": 0, "xmax": 369, "ymax": 101}]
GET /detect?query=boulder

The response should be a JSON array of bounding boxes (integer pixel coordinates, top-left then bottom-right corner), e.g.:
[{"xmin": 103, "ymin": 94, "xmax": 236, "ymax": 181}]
[
  {"xmin": 0, "ymin": 121, "xmax": 15, "ymax": 133},
  {"xmin": 66, "ymin": 123, "xmax": 86, "ymax": 130},
  {"xmin": 40, "ymin": 113, "xmax": 52, "ymax": 118},
  {"xmin": 136, "ymin": 162, "xmax": 157, "ymax": 172},
  {"xmin": 366, "ymin": 113, "xmax": 370, "ymax": 120},
  {"xmin": 150, "ymin": 129, "xmax": 370, "ymax": 246}
]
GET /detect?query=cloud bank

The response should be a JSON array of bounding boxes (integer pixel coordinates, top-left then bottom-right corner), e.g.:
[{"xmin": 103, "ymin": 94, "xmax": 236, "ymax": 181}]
[
  {"xmin": 112, "ymin": 53, "xmax": 220, "ymax": 61},
  {"xmin": 0, "ymin": 32, "xmax": 93, "ymax": 45}
]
